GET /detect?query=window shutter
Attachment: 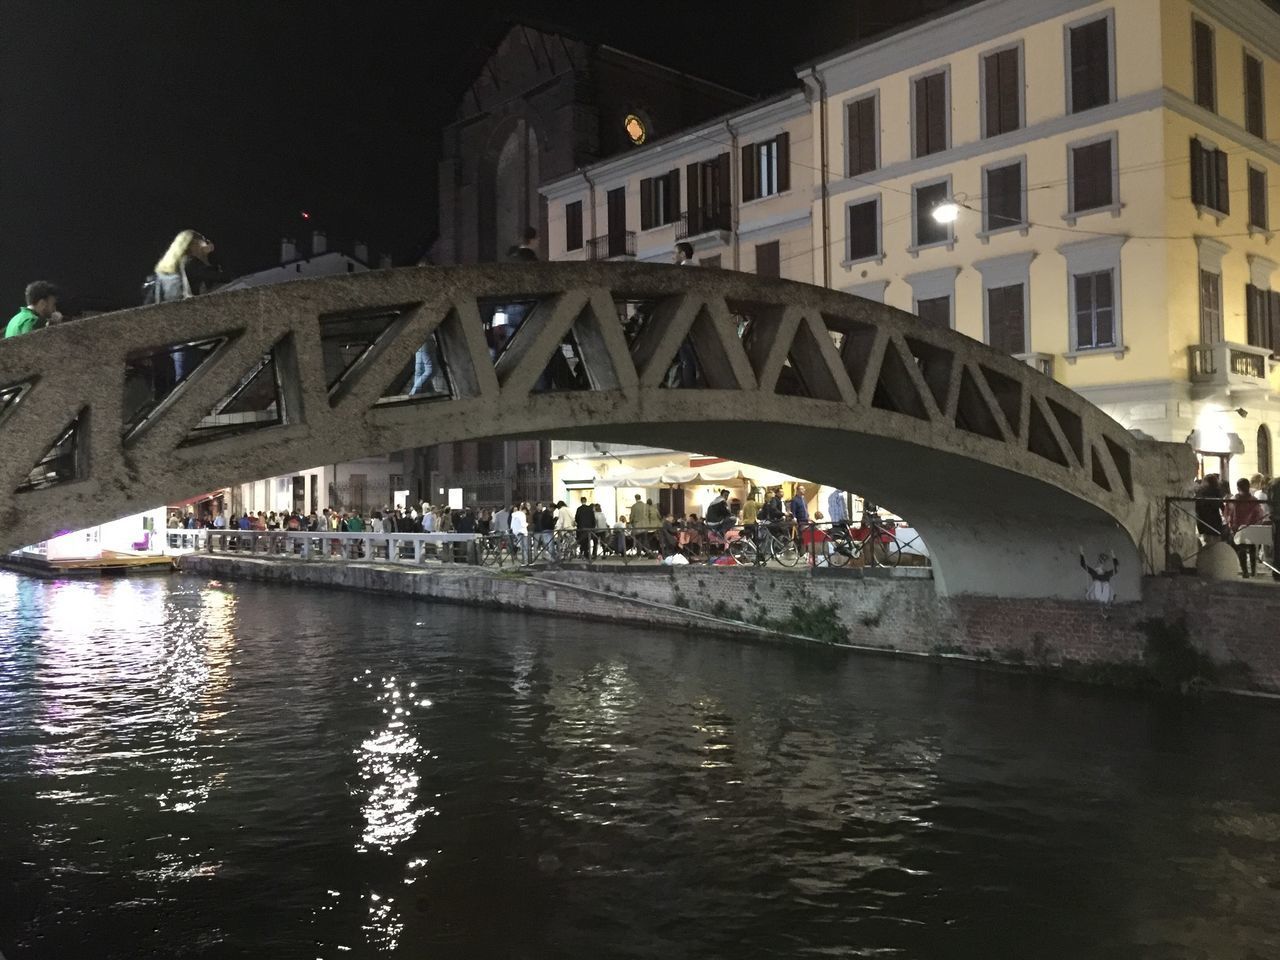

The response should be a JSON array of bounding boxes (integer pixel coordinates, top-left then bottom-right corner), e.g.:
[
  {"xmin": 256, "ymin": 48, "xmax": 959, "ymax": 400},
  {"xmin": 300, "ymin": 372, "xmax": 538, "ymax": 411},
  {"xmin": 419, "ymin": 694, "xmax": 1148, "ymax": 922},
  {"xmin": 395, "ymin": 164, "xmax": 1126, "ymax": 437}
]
[
  {"xmin": 1247, "ymin": 284, "xmax": 1263, "ymax": 347},
  {"xmin": 928, "ymin": 73, "xmax": 946, "ymax": 153},
  {"xmin": 1245, "ymin": 55, "xmax": 1265, "ymax": 138},
  {"xmin": 999, "ymin": 49, "xmax": 1020, "ymax": 134},
  {"xmin": 686, "ymin": 163, "xmax": 701, "ymax": 221},
  {"xmin": 914, "ymin": 77, "xmax": 929, "ymax": 156},
  {"xmin": 1189, "ymin": 138, "xmax": 1205, "ymax": 206},
  {"xmin": 666, "ymin": 169, "xmax": 680, "ymax": 223},
  {"xmin": 640, "ymin": 178, "xmax": 653, "ymax": 231},
  {"xmin": 1270, "ymin": 291, "xmax": 1280, "ymax": 355},
  {"xmin": 715, "ymin": 152, "xmax": 731, "ymax": 214},
  {"xmin": 1193, "ymin": 20, "xmax": 1215, "ymax": 110},
  {"xmin": 741, "ymin": 144, "xmax": 757, "ymax": 202},
  {"xmin": 984, "ymin": 54, "xmax": 1000, "ymax": 138},
  {"xmin": 776, "ymin": 132, "xmax": 790, "ymax": 193},
  {"xmin": 1214, "ymin": 149, "xmax": 1230, "ymax": 214}
]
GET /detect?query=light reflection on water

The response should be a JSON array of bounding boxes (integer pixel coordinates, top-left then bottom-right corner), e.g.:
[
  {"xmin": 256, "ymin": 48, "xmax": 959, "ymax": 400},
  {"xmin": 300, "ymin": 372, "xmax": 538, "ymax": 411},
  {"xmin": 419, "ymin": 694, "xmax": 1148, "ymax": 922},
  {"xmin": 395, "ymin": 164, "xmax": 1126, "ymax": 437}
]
[{"xmin": 2, "ymin": 572, "xmax": 1280, "ymax": 959}]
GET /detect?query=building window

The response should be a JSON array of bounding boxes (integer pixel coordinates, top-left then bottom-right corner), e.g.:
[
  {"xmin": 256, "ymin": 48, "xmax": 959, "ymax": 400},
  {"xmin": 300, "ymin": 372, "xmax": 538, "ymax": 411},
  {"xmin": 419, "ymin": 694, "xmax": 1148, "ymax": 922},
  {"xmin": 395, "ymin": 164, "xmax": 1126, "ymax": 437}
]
[
  {"xmin": 640, "ymin": 170, "xmax": 679, "ymax": 230},
  {"xmin": 1190, "ymin": 138, "xmax": 1230, "ymax": 215},
  {"xmin": 1069, "ymin": 136, "xmax": 1115, "ymax": 216},
  {"xmin": 755, "ymin": 241, "xmax": 781, "ymax": 278},
  {"xmin": 1259, "ymin": 425, "xmax": 1273, "ymax": 477},
  {"xmin": 913, "ymin": 179, "xmax": 952, "ymax": 249},
  {"xmin": 1062, "ymin": 235, "xmax": 1125, "ymax": 353},
  {"xmin": 1074, "ymin": 270, "xmax": 1116, "ymax": 349},
  {"xmin": 686, "ymin": 153, "xmax": 731, "ymax": 235},
  {"xmin": 984, "ymin": 160, "xmax": 1025, "ymax": 233},
  {"xmin": 846, "ymin": 95, "xmax": 877, "ymax": 176},
  {"xmin": 1248, "ymin": 166, "xmax": 1269, "ymax": 231},
  {"xmin": 565, "ymin": 200, "xmax": 583, "ymax": 251},
  {"xmin": 913, "ymin": 70, "xmax": 948, "ymax": 158},
  {"xmin": 1244, "ymin": 52, "xmax": 1266, "ymax": 139},
  {"xmin": 983, "ymin": 45, "xmax": 1022, "ymax": 138},
  {"xmin": 987, "ymin": 284, "xmax": 1027, "ymax": 354},
  {"xmin": 1067, "ymin": 14, "xmax": 1113, "ymax": 113},
  {"xmin": 1193, "ymin": 18, "xmax": 1216, "ymax": 112},
  {"xmin": 742, "ymin": 133, "xmax": 790, "ymax": 202},
  {"xmin": 916, "ymin": 296, "xmax": 951, "ymax": 327},
  {"xmin": 1199, "ymin": 269, "xmax": 1223, "ymax": 343},
  {"xmin": 846, "ymin": 197, "xmax": 880, "ymax": 263},
  {"xmin": 1246, "ymin": 283, "xmax": 1280, "ymax": 353}
]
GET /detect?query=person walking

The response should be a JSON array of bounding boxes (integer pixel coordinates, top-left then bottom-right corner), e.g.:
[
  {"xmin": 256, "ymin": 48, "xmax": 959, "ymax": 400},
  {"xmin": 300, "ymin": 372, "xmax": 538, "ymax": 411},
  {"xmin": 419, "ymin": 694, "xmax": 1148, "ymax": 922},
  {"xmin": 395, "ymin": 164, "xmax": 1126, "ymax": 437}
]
[
  {"xmin": 1194, "ymin": 474, "xmax": 1227, "ymax": 543},
  {"xmin": 674, "ymin": 242, "xmax": 696, "ymax": 266},
  {"xmin": 149, "ymin": 230, "xmax": 222, "ymax": 384},
  {"xmin": 574, "ymin": 497, "xmax": 596, "ymax": 559},
  {"xmin": 1225, "ymin": 477, "xmax": 1266, "ymax": 578},
  {"xmin": 5, "ymin": 282, "xmax": 60, "ymax": 338},
  {"xmin": 827, "ymin": 489, "xmax": 849, "ymax": 530}
]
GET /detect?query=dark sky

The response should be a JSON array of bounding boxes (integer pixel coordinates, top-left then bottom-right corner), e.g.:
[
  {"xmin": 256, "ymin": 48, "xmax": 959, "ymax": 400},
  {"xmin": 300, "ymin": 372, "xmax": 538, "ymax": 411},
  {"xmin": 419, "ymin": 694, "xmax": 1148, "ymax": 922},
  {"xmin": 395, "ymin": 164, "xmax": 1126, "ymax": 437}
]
[
  {"xmin": 0, "ymin": 0, "xmax": 955, "ymax": 310},
  {"xmin": 7, "ymin": 0, "xmax": 1271, "ymax": 311}
]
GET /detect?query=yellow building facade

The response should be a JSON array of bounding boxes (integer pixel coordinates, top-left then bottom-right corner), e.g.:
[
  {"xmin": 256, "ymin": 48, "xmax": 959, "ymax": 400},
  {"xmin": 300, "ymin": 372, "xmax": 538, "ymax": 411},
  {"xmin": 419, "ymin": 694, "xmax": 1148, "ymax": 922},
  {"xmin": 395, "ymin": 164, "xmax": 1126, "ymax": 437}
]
[
  {"xmin": 811, "ymin": 0, "xmax": 1279, "ymax": 481},
  {"xmin": 542, "ymin": 0, "xmax": 1280, "ymax": 494}
]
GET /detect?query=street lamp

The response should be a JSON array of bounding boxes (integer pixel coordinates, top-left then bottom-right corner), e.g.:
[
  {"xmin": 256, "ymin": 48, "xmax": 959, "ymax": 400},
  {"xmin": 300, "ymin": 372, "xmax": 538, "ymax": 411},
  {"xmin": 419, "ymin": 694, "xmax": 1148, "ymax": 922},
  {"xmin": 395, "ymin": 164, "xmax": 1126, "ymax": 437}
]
[{"xmin": 931, "ymin": 200, "xmax": 961, "ymax": 224}]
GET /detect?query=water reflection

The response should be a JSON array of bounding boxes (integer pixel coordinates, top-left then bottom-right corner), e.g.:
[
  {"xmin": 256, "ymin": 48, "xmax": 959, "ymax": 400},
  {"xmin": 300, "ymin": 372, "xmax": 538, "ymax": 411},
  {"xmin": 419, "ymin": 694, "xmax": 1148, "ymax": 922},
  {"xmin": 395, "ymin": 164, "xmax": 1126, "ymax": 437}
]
[{"xmin": 3, "ymin": 574, "xmax": 1280, "ymax": 959}]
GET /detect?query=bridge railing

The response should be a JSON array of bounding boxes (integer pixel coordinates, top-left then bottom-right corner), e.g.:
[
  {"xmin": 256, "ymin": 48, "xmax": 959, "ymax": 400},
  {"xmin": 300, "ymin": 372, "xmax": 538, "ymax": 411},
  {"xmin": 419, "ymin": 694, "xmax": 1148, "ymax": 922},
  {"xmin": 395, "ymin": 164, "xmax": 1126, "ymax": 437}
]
[{"xmin": 203, "ymin": 530, "xmax": 481, "ymax": 564}]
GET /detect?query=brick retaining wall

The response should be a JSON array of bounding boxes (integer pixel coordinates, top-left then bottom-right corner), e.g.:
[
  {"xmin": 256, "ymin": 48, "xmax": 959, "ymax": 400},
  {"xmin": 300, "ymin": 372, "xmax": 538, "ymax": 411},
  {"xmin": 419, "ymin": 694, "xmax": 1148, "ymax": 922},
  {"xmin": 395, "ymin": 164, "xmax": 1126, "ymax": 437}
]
[{"xmin": 178, "ymin": 556, "xmax": 1280, "ymax": 696}]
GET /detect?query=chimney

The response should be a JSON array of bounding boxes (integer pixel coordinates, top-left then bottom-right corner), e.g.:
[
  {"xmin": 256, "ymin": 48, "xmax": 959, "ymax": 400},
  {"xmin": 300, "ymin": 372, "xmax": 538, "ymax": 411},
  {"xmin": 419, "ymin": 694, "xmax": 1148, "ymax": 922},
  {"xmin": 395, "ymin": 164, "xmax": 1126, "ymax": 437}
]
[
  {"xmin": 311, "ymin": 229, "xmax": 327, "ymax": 256},
  {"xmin": 354, "ymin": 240, "xmax": 369, "ymax": 265},
  {"xmin": 379, "ymin": 253, "xmax": 393, "ymax": 269},
  {"xmin": 280, "ymin": 237, "xmax": 297, "ymax": 263}
]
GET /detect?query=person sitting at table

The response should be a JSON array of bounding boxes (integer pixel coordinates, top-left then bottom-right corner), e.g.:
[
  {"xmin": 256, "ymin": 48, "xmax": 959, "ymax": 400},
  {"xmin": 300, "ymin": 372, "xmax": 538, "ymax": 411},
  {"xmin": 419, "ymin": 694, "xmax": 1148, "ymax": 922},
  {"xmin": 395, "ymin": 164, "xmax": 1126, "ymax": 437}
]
[
  {"xmin": 659, "ymin": 514, "xmax": 682, "ymax": 558},
  {"xmin": 1225, "ymin": 477, "xmax": 1266, "ymax": 578}
]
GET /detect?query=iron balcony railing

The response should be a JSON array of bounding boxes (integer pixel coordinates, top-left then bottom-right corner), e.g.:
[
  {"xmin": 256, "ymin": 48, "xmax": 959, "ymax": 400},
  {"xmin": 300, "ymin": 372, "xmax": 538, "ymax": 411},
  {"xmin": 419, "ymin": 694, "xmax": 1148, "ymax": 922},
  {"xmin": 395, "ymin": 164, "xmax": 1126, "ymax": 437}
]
[
  {"xmin": 586, "ymin": 231, "xmax": 636, "ymax": 261},
  {"xmin": 675, "ymin": 205, "xmax": 732, "ymax": 241}
]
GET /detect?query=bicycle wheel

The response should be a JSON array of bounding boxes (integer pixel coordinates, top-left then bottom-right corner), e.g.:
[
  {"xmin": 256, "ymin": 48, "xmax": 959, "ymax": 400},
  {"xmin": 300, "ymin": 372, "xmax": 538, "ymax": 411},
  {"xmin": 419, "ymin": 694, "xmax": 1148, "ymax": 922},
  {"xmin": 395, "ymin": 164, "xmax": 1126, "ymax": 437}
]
[
  {"xmin": 869, "ymin": 536, "xmax": 902, "ymax": 568},
  {"xmin": 729, "ymin": 537, "xmax": 758, "ymax": 565},
  {"xmin": 771, "ymin": 535, "xmax": 801, "ymax": 567},
  {"xmin": 827, "ymin": 535, "xmax": 855, "ymax": 568}
]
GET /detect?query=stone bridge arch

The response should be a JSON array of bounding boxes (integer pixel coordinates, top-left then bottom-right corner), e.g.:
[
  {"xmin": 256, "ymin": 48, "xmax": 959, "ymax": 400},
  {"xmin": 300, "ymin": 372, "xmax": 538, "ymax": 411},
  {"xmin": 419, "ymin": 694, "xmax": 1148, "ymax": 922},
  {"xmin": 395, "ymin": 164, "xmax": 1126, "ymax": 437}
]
[{"xmin": 0, "ymin": 263, "xmax": 1190, "ymax": 598}]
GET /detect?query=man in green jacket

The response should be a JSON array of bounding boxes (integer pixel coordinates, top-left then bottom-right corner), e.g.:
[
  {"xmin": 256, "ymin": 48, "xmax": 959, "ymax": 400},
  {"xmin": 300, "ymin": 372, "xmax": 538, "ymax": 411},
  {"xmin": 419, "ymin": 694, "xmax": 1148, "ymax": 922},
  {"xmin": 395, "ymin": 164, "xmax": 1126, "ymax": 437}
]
[{"xmin": 5, "ymin": 281, "xmax": 59, "ymax": 338}]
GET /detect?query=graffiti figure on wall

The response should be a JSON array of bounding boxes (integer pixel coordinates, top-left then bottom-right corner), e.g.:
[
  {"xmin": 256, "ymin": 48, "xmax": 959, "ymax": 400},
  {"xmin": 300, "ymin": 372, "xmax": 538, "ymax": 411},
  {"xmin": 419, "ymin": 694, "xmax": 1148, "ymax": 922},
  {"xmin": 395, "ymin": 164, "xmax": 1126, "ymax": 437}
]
[{"xmin": 1079, "ymin": 546, "xmax": 1120, "ymax": 605}]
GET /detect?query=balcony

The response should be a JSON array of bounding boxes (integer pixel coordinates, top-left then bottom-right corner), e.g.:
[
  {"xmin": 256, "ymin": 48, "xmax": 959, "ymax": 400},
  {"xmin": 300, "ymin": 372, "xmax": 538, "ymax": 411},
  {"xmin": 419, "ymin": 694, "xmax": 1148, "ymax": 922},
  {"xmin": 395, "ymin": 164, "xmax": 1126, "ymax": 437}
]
[
  {"xmin": 1187, "ymin": 341, "xmax": 1277, "ymax": 397},
  {"xmin": 586, "ymin": 231, "xmax": 636, "ymax": 261},
  {"xmin": 675, "ymin": 205, "xmax": 732, "ymax": 246},
  {"xmin": 1014, "ymin": 352, "xmax": 1055, "ymax": 379}
]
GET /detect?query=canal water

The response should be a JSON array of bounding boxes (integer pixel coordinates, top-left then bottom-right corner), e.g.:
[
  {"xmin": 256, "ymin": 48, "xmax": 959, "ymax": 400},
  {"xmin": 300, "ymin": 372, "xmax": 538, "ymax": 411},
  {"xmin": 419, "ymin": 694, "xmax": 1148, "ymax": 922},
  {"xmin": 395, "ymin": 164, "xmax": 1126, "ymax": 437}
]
[{"xmin": 1, "ymin": 573, "xmax": 1278, "ymax": 959}]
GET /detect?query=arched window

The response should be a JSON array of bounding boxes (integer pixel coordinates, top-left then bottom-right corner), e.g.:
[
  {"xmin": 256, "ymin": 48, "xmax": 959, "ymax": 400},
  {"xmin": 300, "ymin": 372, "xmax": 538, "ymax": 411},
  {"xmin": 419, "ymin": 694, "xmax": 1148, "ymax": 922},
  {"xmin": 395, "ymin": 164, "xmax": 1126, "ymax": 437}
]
[{"xmin": 1259, "ymin": 425, "xmax": 1273, "ymax": 478}]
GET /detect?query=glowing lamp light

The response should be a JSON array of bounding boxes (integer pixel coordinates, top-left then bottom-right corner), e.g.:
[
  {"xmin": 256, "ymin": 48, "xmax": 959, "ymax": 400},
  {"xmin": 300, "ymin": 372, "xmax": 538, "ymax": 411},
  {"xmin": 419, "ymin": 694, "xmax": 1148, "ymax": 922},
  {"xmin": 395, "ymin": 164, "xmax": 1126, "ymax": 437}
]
[
  {"xmin": 624, "ymin": 113, "xmax": 647, "ymax": 145},
  {"xmin": 931, "ymin": 200, "xmax": 961, "ymax": 224},
  {"xmin": 301, "ymin": 210, "xmax": 312, "ymax": 220}
]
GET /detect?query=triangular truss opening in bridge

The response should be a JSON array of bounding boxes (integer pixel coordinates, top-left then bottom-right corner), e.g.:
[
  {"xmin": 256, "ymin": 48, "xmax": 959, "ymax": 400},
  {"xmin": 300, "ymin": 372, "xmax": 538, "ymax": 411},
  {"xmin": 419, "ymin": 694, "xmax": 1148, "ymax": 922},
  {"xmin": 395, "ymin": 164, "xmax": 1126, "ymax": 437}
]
[
  {"xmin": 777, "ymin": 316, "xmax": 846, "ymax": 402},
  {"xmin": 181, "ymin": 335, "xmax": 297, "ymax": 445},
  {"xmin": 658, "ymin": 304, "xmax": 741, "ymax": 390},
  {"xmin": 531, "ymin": 299, "xmax": 624, "ymax": 393},
  {"xmin": 321, "ymin": 307, "xmax": 408, "ymax": 404},
  {"xmin": 381, "ymin": 328, "xmax": 453, "ymax": 403},
  {"xmin": 122, "ymin": 336, "xmax": 230, "ymax": 437},
  {"xmin": 0, "ymin": 381, "xmax": 33, "ymax": 429},
  {"xmin": 616, "ymin": 297, "xmax": 662, "ymax": 350},
  {"xmin": 870, "ymin": 339, "xmax": 930, "ymax": 420},
  {"xmin": 979, "ymin": 364, "xmax": 1023, "ymax": 437},
  {"xmin": 1027, "ymin": 399, "xmax": 1070, "ymax": 467},
  {"xmin": 903, "ymin": 336, "xmax": 954, "ymax": 412},
  {"xmin": 954, "ymin": 366, "xmax": 1004, "ymax": 441},
  {"xmin": 1091, "ymin": 444, "xmax": 1113, "ymax": 491},
  {"xmin": 827, "ymin": 315, "xmax": 879, "ymax": 393},
  {"xmin": 16, "ymin": 408, "xmax": 86, "ymax": 493},
  {"xmin": 479, "ymin": 297, "xmax": 543, "ymax": 366}
]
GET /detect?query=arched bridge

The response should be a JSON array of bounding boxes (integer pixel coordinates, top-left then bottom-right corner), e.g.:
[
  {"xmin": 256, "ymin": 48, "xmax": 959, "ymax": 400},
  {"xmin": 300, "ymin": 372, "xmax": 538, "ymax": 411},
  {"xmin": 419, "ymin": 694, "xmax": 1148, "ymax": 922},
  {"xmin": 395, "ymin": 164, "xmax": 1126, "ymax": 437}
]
[{"xmin": 0, "ymin": 263, "xmax": 1189, "ymax": 599}]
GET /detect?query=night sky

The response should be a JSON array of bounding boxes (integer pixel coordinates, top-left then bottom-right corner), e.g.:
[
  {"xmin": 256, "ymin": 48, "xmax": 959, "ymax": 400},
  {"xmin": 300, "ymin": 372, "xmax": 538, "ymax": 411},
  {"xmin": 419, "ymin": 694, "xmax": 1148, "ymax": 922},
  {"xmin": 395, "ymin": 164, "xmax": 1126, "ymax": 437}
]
[{"xmin": 4, "ymin": 1, "xmax": 1274, "ymax": 312}]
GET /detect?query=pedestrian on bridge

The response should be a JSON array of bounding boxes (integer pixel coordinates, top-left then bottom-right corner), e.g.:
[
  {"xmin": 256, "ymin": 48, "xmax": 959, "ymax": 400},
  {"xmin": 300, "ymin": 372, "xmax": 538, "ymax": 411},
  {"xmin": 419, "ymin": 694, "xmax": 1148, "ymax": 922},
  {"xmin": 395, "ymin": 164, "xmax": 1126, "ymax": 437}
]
[
  {"xmin": 5, "ymin": 281, "xmax": 59, "ymax": 338},
  {"xmin": 148, "ymin": 230, "xmax": 222, "ymax": 384}
]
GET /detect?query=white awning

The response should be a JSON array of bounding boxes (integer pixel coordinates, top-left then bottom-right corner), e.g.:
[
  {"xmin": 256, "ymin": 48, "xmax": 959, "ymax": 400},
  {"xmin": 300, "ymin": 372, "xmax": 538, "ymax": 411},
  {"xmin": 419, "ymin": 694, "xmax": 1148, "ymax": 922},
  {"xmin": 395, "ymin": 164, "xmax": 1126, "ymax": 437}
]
[
  {"xmin": 593, "ymin": 464, "xmax": 748, "ymax": 487},
  {"xmin": 1187, "ymin": 430, "xmax": 1245, "ymax": 455}
]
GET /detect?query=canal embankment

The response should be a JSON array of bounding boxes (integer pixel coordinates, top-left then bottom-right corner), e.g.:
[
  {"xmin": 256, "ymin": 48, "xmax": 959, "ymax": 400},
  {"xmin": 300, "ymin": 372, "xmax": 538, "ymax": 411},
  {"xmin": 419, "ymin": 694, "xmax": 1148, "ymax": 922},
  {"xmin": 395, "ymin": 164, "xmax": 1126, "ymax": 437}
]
[{"xmin": 177, "ymin": 553, "xmax": 1280, "ymax": 697}]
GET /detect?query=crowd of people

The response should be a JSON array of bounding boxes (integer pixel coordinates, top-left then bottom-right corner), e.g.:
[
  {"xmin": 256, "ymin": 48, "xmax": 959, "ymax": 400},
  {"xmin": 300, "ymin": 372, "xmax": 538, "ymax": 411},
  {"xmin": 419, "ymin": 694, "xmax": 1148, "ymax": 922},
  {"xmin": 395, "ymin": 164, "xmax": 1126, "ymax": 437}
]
[{"xmin": 1192, "ymin": 472, "xmax": 1278, "ymax": 579}]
